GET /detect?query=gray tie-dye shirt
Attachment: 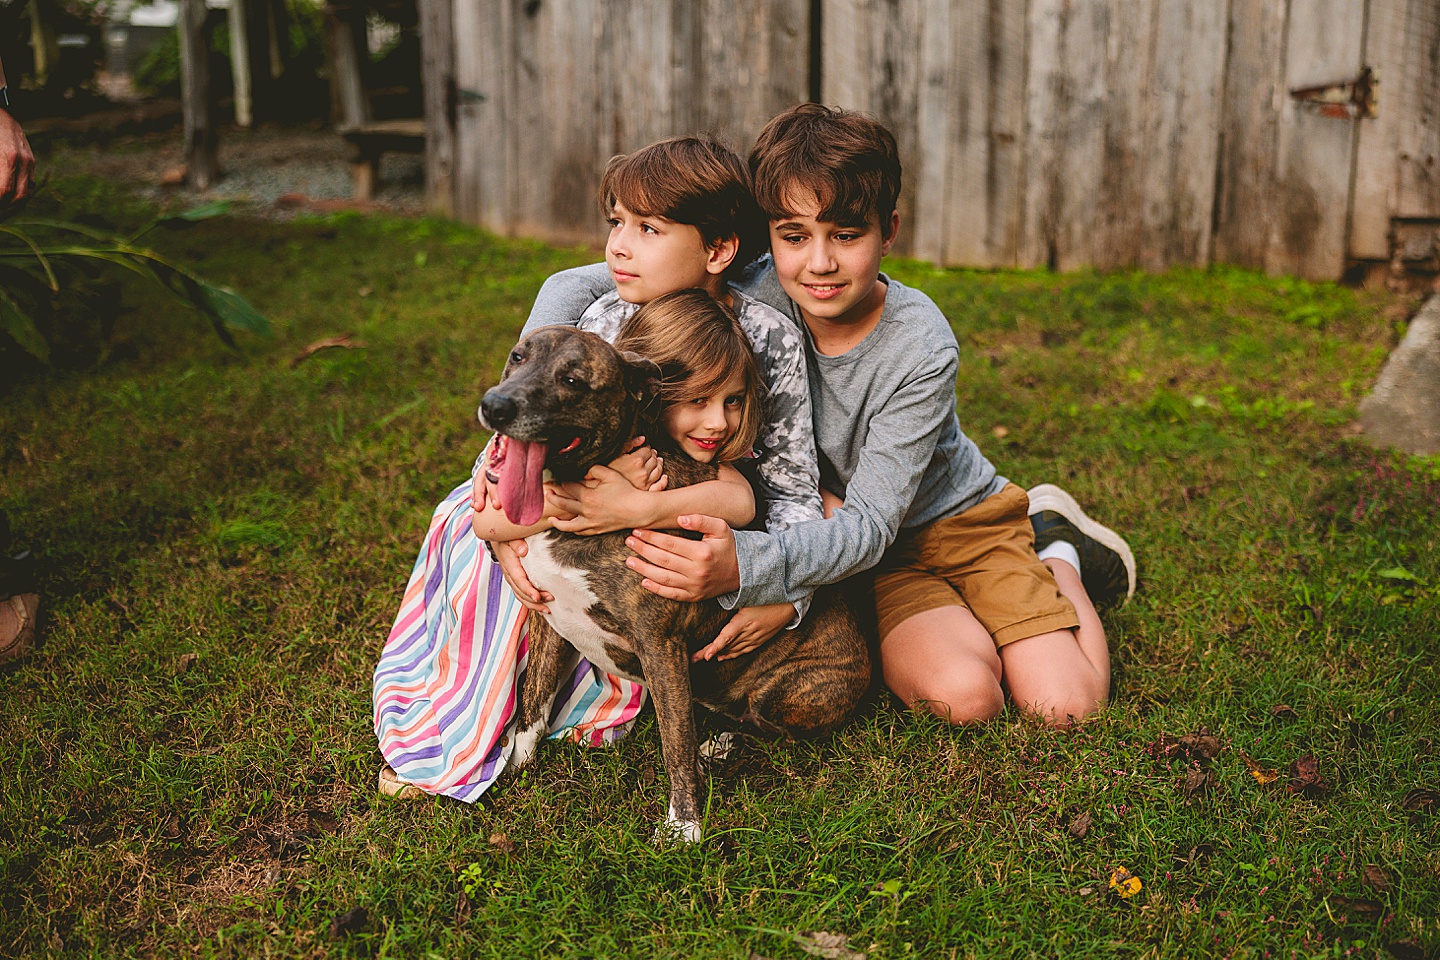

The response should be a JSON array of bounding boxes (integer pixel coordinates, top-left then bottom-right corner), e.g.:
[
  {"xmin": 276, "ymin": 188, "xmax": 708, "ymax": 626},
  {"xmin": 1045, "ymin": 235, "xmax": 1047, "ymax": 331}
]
[{"xmin": 523, "ymin": 275, "xmax": 824, "ymax": 618}]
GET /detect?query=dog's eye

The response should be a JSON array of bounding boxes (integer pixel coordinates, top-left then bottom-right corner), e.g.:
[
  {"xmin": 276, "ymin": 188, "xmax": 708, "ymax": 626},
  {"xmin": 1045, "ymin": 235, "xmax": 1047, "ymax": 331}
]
[
  {"xmin": 509, "ymin": 350, "xmax": 525, "ymax": 364},
  {"xmin": 560, "ymin": 375, "xmax": 585, "ymax": 389}
]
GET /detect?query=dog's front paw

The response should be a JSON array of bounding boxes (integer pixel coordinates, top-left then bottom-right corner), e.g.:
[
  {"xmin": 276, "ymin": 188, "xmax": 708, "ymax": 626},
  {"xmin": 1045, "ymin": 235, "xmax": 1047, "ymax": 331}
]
[
  {"xmin": 503, "ymin": 720, "xmax": 546, "ymax": 777},
  {"xmin": 652, "ymin": 804, "xmax": 702, "ymax": 845}
]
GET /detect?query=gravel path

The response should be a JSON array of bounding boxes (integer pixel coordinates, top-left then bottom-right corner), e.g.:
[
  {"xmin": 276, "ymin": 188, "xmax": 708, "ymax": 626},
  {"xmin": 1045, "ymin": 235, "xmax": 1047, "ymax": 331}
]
[{"xmin": 44, "ymin": 122, "xmax": 427, "ymax": 219}]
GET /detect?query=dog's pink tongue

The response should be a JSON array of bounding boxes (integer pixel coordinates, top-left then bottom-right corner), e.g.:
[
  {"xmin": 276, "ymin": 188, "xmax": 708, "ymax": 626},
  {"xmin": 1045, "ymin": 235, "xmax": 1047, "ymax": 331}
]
[{"xmin": 499, "ymin": 438, "xmax": 547, "ymax": 526}]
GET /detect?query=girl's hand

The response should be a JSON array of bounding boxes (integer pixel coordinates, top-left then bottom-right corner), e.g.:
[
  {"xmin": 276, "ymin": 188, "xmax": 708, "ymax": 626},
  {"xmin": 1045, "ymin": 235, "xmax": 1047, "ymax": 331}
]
[
  {"xmin": 691, "ymin": 603, "xmax": 796, "ymax": 662},
  {"xmin": 606, "ymin": 439, "xmax": 668, "ymax": 492},
  {"xmin": 548, "ymin": 466, "xmax": 653, "ymax": 535},
  {"xmin": 492, "ymin": 538, "xmax": 551, "ymax": 614},
  {"xmin": 474, "ymin": 438, "xmax": 504, "ymax": 511}
]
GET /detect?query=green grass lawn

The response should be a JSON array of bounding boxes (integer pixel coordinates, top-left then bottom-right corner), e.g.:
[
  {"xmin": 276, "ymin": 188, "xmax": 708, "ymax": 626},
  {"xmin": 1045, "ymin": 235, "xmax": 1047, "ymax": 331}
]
[{"xmin": 1, "ymin": 176, "xmax": 1437, "ymax": 959}]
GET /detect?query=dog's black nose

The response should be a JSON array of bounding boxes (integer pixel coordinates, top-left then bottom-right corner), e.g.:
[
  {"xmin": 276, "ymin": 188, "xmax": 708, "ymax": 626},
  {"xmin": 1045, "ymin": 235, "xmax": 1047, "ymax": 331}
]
[{"xmin": 481, "ymin": 390, "xmax": 517, "ymax": 428}]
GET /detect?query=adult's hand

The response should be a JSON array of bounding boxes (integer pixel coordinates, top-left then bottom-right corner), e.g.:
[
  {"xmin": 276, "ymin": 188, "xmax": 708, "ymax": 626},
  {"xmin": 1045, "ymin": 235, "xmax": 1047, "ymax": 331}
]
[
  {"xmin": 625, "ymin": 514, "xmax": 740, "ymax": 601},
  {"xmin": 0, "ymin": 109, "xmax": 34, "ymax": 208},
  {"xmin": 493, "ymin": 538, "xmax": 551, "ymax": 614}
]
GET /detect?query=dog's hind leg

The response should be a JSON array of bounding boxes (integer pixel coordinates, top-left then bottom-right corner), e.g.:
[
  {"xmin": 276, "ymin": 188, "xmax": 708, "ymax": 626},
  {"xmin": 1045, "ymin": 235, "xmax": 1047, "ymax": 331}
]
[
  {"xmin": 742, "ymin": 599, "xmax": 871, "ymax": 739},
  {"xmin": 633, "ymin": 639, "xmax": 703, "ymax": 844},
  {"xmin": 509, "ymin": 615, "xmax": 573, "ymax": 772}
]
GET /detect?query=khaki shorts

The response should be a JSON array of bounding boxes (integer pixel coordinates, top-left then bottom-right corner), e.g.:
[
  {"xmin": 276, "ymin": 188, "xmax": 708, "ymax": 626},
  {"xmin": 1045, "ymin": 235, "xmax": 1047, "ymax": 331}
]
[{"xmin": 873, "ymin": 483, "xmax": 1079, "ymax": 646}]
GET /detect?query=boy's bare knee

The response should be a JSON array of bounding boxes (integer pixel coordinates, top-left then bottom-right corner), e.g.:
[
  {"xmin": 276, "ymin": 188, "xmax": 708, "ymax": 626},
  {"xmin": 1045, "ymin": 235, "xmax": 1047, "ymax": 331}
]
[
  {"xmin": 1017, "ymin": 685, "xmax": 1106, "ymax": 727},
  {"xmin": 904, "ymin": 670, "xmax": 1004, "ymax": 726}
]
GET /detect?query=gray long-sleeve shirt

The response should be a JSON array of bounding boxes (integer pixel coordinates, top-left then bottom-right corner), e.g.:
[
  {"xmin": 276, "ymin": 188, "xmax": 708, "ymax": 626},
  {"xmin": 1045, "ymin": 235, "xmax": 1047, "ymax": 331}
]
[{"xmin": 527, "ymin": 259, "xmax": 1005, "ymax": 608}]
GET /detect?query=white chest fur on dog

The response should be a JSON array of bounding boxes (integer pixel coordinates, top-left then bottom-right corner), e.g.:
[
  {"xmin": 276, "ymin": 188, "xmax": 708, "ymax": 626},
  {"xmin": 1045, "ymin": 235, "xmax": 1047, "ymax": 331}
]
[{"xmin": 521, "ymin": 533, "xmax": 640, "ymax": 681}]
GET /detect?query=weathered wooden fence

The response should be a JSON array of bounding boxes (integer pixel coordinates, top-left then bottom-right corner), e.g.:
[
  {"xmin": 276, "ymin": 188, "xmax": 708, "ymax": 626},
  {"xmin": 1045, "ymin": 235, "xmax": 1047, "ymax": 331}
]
[{"xmin": 424, "ymin": 0, "xmax": 1439, "ymax": 280}]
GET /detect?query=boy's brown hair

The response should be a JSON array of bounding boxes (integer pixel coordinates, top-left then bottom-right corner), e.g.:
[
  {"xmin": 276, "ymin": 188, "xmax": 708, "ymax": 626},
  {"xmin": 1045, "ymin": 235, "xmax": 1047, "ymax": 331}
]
[
  {"xmin": 601, "ymin": 137, "xmax": 768, "ymax": 280},
  {"xmin": 615, "ymin": 289, "xmax": 766, "ymax": 464},
  {"xmin": 748, "ymin": 103, "xmax": 902, "ymax": 238}
]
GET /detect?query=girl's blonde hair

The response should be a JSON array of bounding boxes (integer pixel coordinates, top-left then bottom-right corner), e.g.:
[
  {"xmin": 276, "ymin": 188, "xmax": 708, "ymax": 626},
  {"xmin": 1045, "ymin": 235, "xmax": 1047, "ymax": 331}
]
[{"xmin": 615, "ymin": 289, "xmax": 766, "ymax": 464}]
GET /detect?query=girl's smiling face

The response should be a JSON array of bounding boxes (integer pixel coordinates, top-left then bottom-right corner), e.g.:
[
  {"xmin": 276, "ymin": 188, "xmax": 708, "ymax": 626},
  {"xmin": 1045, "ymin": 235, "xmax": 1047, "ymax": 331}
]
[{"xmin": 661, "ymin": 370, "xmax": 748, "ymax": 463}]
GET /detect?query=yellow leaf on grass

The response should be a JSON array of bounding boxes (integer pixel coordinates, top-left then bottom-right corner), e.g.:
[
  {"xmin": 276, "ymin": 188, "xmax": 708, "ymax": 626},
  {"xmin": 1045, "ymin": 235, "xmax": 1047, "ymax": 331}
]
[
  {"xmin": 1240, "ymin": 751, "xmax": 1280, "ymax": 785},
  {"xmin": 1109, "ymin": 866, "xmax": 1143, "ymax": 899}
]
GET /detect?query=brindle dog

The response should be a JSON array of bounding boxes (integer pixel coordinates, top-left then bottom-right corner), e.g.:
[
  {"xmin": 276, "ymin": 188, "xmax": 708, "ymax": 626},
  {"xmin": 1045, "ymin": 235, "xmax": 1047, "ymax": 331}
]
[{"xmin": 479, "ymin": 325, "xmax": 869, "ymax": 843}]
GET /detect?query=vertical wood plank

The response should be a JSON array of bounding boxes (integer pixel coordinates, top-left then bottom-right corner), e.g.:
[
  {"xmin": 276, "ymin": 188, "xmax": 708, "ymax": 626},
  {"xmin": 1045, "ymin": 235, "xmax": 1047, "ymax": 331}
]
[
  {"xmin": 698, "ymin": 0, "xmax": 808, "ymax": 151},
  {"xmin": 960, "ymin": 0, "xmax": 1030, "ymax": 267},
  {"xmin": 419, "ymin": 0, "xmax": 455, "ymax": 216},
  {"xmin": 1393, "ymin": 0, "xmax": 1440, "ymax": 216},
  {"xmin": 1020, "ymin": 0, "xmax": 1065, "ymax": 268},
  {"xmin": 325, "ymin": 1, "xmax": 371, "ymax": 131},
  {"xmin": 228, "ymin": 0, "xmax": 253, "ymax": 129},
  {"xmin": 1213, "ymin": 0, "xmax": 1288, "ymax": 268},
  {"xmin": 178, "ymin": 0, "xmax": 217, "ymax": 189},
  {"xmin": 1351, "ymin": 0, "xmax": 1401, "ymax": 258},
  {"xmin": 452, "ymin": 0, "xmax": 509, "ymax": 231},
  {"xmin": 1141, "ymin": 0, "xmax": 1228, "ymax": 268},
  {"xmin": 1267, "ymin": 0, "xmax": 1367, "ymax": 279},
  {"xmin": 910, "ymin": 0, "xmax": 954, "ymax": 264},
  {"xmin": 1033, "ymin": 0, "xmax": 1111, "ymax": 271},
  {"xmin": 1088, "ymin": 0, "xmax": 1158, "ymax": 270}
]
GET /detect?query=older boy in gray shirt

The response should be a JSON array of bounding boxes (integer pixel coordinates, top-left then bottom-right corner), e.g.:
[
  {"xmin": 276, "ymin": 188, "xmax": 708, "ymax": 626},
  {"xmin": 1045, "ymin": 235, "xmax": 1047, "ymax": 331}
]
[{"xmin": 537, "ymin": 105, "xmax": 1136, "ymax": 726}]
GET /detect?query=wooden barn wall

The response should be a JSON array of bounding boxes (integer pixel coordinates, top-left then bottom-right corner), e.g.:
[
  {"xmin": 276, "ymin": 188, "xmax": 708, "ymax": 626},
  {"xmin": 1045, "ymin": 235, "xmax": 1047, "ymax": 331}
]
[
  {"xmin": 433, "ymin": 0, "xmax": 1440, "ymax": 279},
  {"xmin": 445, "ymin": 0, "xmax": 808, "ymax": 243}
]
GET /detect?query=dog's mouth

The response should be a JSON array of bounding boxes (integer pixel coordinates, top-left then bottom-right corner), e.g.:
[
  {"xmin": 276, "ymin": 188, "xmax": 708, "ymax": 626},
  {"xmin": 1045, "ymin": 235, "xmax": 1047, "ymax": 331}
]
[{"xmin": 485, "ymin": 433, "xmax": 584, "ymax": 526}]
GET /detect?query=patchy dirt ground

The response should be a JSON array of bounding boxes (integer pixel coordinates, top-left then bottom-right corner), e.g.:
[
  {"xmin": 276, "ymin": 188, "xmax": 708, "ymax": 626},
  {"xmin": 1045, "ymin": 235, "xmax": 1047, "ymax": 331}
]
[{"xmin": 40, "ymin": 117, "xmax": 427, "ymax": 219}]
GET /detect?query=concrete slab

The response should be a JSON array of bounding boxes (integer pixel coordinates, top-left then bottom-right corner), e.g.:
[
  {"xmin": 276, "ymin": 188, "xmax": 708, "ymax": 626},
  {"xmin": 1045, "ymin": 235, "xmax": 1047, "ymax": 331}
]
[{"xmin": 1358, "ymin": 293, "xmax": 1440, "ymax": 455}]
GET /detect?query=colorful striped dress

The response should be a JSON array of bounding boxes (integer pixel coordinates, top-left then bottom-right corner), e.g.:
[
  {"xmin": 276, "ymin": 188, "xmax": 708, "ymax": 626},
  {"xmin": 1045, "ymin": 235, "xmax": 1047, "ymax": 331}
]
[{"xmin": 372, "ymin": 478, "xmax": 645, "ymax": 802}]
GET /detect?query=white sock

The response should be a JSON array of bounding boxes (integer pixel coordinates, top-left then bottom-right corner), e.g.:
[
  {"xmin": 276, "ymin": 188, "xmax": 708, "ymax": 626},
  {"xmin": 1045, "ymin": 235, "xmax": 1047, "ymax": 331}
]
[{"xmin": 1037, "ymin": 539, "xmax": 1081, "ymax": 576}]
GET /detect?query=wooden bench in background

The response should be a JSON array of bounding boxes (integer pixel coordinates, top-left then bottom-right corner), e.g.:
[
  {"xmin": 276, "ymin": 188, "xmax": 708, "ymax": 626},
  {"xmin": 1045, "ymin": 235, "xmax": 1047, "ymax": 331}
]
[{"xmin": 340, "ymin": 119, "xmax": 426, "ymax": 200}]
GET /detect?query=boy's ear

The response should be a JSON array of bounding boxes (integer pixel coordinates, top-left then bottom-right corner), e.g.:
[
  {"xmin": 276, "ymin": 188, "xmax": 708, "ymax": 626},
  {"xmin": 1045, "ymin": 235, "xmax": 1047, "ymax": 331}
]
[
  {"xmin": 881, "ymin": 210, "xmax": 901, "ymax": 253},
  {"xmin": 704, "ymin": 234, "xmax": 741, "ymax": 276}
]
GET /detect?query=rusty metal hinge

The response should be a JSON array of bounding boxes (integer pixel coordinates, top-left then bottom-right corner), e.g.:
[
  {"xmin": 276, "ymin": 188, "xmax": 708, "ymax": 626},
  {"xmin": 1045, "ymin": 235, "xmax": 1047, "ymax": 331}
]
[{"xmin": 1290, "ymin": 66, "xmax": 1378, "ymax": 119}]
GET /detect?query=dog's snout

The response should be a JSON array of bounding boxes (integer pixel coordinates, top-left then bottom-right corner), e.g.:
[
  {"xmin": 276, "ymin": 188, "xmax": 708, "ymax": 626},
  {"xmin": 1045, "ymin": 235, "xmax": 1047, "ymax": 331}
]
[{"xmin": 480, "ymin": 390, "xmax": 517, "ymax": 428}]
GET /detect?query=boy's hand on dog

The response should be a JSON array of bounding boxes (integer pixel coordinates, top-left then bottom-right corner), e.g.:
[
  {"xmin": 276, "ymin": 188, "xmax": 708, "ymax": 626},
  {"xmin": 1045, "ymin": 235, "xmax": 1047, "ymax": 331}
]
[
  {"xmin": 626, "ymin": 514, "xmax": 740, "ymax": 601},
  {"xmin": 492, "ymin": 538, "xmax": 552, "ymax": 613},
  {"xmin": 692, "ymin": 603, "xmax": 795, "ymax": 662}
]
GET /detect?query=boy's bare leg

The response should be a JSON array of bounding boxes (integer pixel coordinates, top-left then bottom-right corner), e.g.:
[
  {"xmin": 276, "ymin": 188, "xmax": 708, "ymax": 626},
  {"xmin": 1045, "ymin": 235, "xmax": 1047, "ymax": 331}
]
[
  {"xmin": 998, "ymin": 558, "xmax": 1109, "ymax": 724},
  {"xmin": 879, "ymin": 606, "xmax": 1005, "ymax": 725}
]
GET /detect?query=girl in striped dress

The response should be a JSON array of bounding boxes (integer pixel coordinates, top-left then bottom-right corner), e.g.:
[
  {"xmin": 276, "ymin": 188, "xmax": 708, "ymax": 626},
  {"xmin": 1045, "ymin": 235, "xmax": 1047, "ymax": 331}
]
[{"xmin": 372, "ymin": 137, "xmax": 822, "ymax": 801}]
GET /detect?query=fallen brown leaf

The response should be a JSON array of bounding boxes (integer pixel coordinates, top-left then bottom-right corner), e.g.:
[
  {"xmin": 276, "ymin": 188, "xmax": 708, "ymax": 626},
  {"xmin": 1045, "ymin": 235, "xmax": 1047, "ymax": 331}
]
[
  {"xmin": 488, "ymin": 832, "xmax": 516, "ymax": 855},
  {"xmin": 159, "ymin": 166, "xmax": 187, "ymax": 186},
  {"xmin": 1067, "ymin": 810, "xmax": 1093, "ymax": 839},
  {"xmin": 1172, "ymin": 842, "xmax": 1215, "ymax": 870},
  {"xmin": 1270, "ymin": 704, "xmax": 1298, "ymax": 721},
  {"xmin": 1182, "ymin": 768, "xmax": 1216, "ymax": 798},
  {"xmin": 328, "ymin": 906, "xmax": 369, "ymax": 939},
  {"xmin": 1361, "ymin": 864, "xmax": 1390, "ymax": 894},
  {"xmin": 1329, "ymin": 895, "xmax": 1383, "ymax": 922},
  {"xmin": 1384, "ymin": 939, "xmax": 1426, "ymax": 960},
  {"xmin": 1239, "ymin": 751, "xmax": 1279, "ymax": 786},
  {"xmin": 1179, "ymin": 728, "xmax": 1223, "ymax": 760},
  {"xmin": 794, "ymin": 931, "xmax": 866, "ymax": 960},
  {"xmin": 1400, "ymin": 786, "xmax": 1438, "ymax": 813},
  {"xmin": 1286, "ymin": 753, "xmax": 1331, "ymax": 796},
  {"xmin": 992, "ymin": 425, "xmax": 1010, "ymax": 439},
  {"xmin": 291, "ymin": 333, "xmax": 365, "ymax": 367}
]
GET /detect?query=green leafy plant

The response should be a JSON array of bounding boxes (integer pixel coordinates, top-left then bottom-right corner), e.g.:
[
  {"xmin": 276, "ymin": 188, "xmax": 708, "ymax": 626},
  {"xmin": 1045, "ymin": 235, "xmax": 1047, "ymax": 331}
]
[{"xmin": 0, "ymin": 200, "xmax": 269, "ymax": 366}]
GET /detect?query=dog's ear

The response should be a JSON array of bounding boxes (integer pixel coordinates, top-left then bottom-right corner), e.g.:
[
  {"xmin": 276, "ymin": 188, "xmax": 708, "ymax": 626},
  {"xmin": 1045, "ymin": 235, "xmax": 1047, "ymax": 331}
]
[{"xmin": 619, "ymin": 351, "xmax": 664, "ymax": 423}]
